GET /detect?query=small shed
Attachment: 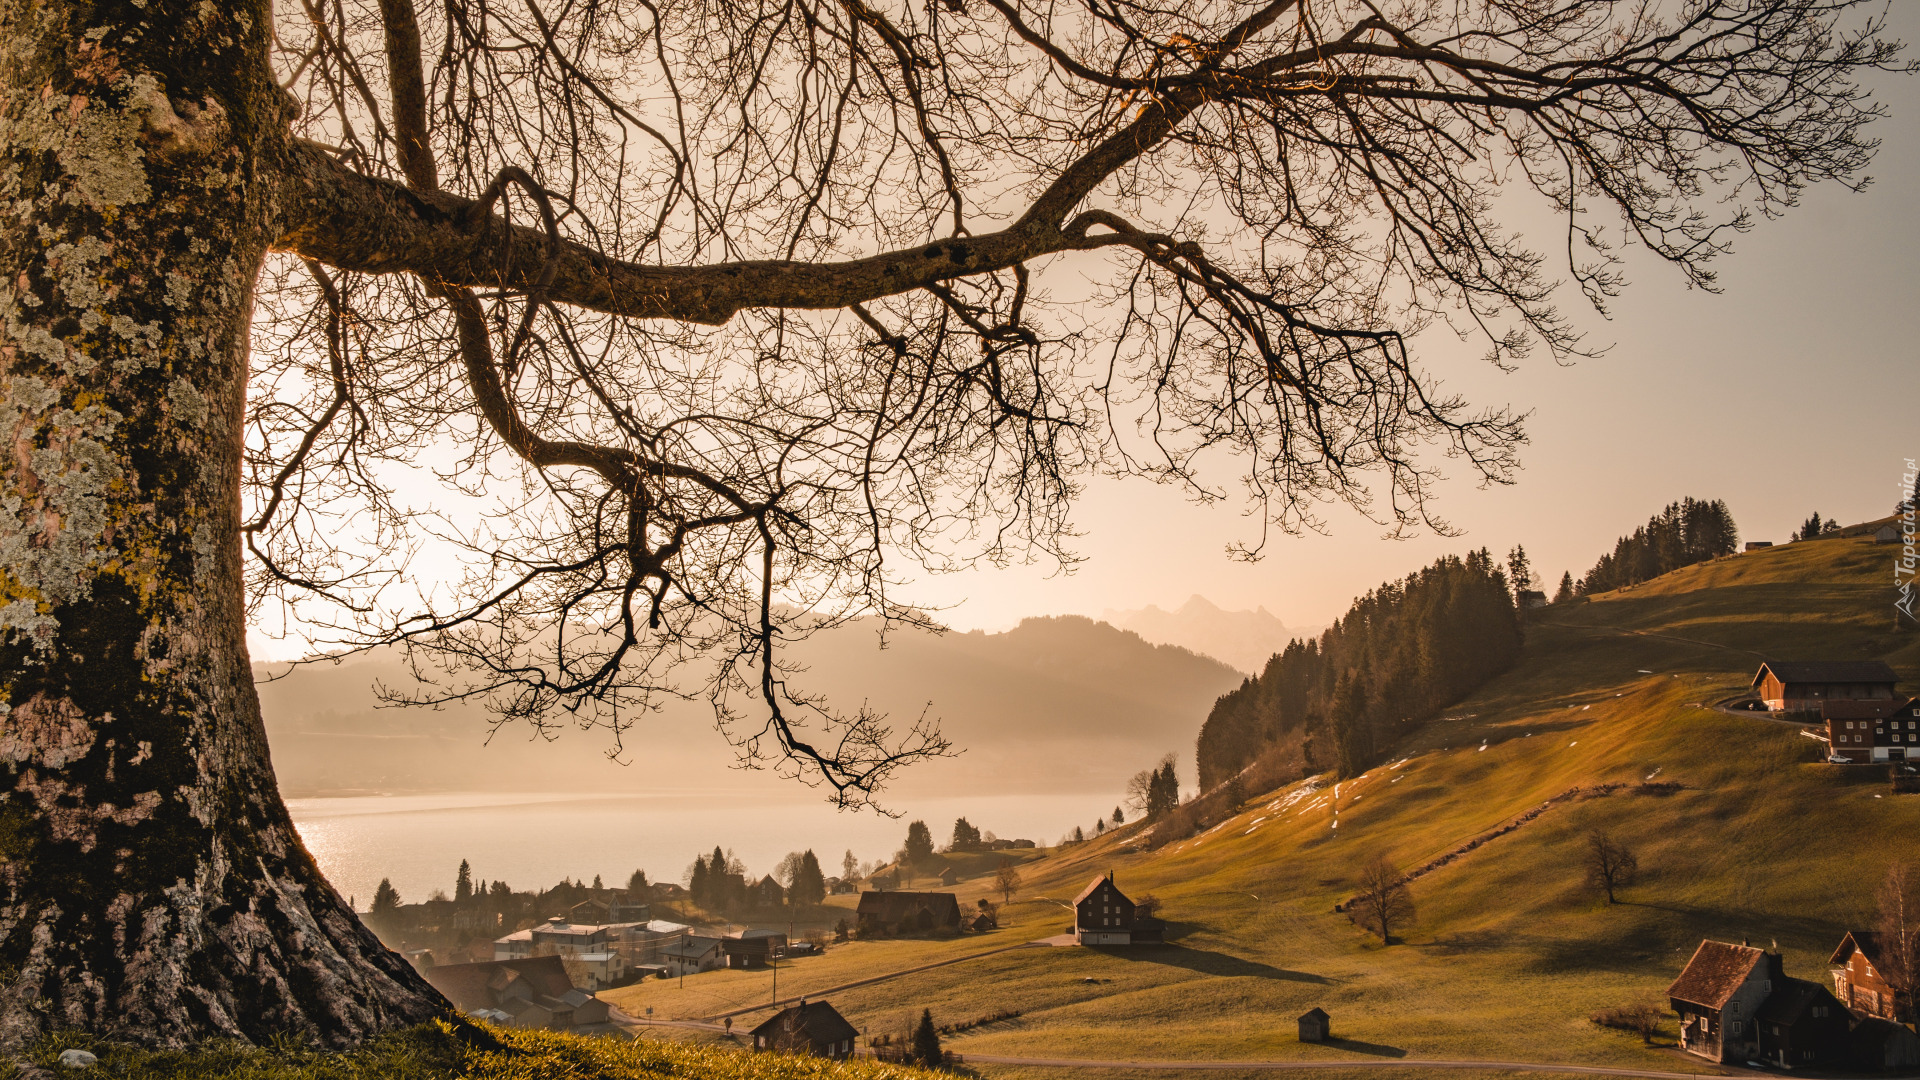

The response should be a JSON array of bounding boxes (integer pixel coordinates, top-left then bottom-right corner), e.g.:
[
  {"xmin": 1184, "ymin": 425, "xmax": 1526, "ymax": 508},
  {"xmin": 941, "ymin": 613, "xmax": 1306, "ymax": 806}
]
[
  {"xmin": 1878, "ymin": 525, "xmax": 1903, "ymax": 544},
  {"xmin": 1745, "ymin": 541, "xmax": 1773, "ymax": 552},
  {"xmin": 939, "ymin": 867, "xmax": 960, "ymax": 886},
  {"xmin": 1298, "ymin": 1007, "xmax": 1330, "ymax": 1043}
]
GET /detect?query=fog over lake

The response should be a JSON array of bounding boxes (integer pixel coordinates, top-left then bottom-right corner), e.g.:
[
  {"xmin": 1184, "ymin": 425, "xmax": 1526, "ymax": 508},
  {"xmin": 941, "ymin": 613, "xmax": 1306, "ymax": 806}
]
[{"xmin": 288, "ymin": 790, "xmax": 1104, "ymax": 912}]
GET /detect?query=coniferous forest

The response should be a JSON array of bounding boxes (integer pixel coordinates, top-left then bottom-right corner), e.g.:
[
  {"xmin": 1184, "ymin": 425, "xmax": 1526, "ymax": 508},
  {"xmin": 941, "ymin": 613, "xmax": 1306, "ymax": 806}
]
[
  {"xmin": 1196, "ymin": 550, "xmax": 1522, "ymax": 788},
  {"xmin": 1575, "ymin": 498, "xmax": 1738, "ymax": 595}
]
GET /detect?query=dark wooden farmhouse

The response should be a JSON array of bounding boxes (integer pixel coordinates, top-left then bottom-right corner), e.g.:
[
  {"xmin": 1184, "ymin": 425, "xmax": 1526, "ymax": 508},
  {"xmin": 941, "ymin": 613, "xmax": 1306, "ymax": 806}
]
[
  {"xmin": 1848, "ymin": 1018, "xmax": 1920, "ymax": 1070},
  {"xmin": 1669, "ymin": 940, "xmax": 1853, "ymax": 1069},
  {"xmin": 1752, "ymin": 660, "xmax": 1898, "ymax": 713},
  {"xmin": 855, "ymin": 890, "xmax": 962, "ymax": 935},
  {"xmin": 1754, "ymin": 978, "xmax": 1850, "ymax": 1069},
  {"xmin": 1074, "ymin": 872, "xmax": 1164, "ymax": 945},
  {"xmin": 722, "ymin": 928, "xmax": 787, "ymax": 969},
  {"xmin": 1830, "ymin": 930, "xmax": 1910, "ymax": 1022},
  {"xmin": 1825, "ymin": 700, "xmax": 1920, "ymax": 763},
  {"xmin": 750, "ymin": 999, "xmax": 860, "ymax": 1058},
  {"xmin": 421, "ymin": 954, "xmax": 611, "ymax": 1030}
]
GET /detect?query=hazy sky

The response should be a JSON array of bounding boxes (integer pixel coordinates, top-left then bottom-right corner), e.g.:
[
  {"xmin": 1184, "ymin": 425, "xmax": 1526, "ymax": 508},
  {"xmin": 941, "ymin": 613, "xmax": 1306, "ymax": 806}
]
[
  {"xmin": 248, "ymin": 9, "xmax": 1919, "ymax": 659},
  {"xmin": 907, "ymin": 8, "xmax": 1920, "ymax": 635}
]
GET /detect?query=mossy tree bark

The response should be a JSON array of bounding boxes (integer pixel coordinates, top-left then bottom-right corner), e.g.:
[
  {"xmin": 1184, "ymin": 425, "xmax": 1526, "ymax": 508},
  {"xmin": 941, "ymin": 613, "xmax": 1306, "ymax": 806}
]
[{"xmin": 0, "ymin": 0, "xmax": 443, "ymax": 1048}]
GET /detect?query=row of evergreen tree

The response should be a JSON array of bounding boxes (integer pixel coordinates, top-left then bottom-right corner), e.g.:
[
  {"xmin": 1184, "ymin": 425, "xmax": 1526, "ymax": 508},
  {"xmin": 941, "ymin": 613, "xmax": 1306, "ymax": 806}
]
[
  {"xmin": 1196, "ymin": 549, "xmax": 1523, "ymax": 788},
  {"xmin": 1573, "ymin": 498, "xmax": 1737, "ymax": 595},
  {"xmin": 687, "ymin": 846, "xmax": 828, "ymax": 910}
]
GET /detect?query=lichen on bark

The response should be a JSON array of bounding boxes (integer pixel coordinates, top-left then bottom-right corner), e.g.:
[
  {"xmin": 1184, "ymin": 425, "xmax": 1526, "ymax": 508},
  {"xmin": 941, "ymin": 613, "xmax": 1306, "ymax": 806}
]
[{"xmin": 0, "ymin": 0, "xmax": 444, "ymax": 1049}]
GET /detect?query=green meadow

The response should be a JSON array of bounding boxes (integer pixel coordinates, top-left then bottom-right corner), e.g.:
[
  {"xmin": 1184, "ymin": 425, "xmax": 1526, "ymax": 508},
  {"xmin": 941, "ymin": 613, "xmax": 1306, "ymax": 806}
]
[{"xmin": 607, "ymin": 531, "xmax": 1916, "ymax": 1078}]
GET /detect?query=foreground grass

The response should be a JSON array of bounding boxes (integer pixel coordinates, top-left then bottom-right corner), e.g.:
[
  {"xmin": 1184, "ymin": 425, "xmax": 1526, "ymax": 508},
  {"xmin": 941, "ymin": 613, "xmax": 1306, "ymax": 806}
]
[{"xmin": 20, "ymin": 1022, "xmax": 934, "ymax": 1080}]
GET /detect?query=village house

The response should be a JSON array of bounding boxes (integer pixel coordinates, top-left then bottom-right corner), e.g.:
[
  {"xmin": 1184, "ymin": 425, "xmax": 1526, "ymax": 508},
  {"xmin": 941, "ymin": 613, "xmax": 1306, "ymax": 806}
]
[
  {"xmin": 1669, "ymin": 940, "xmax": 1849, "ymax": 1068},
  {"xmin": 1752, "ymin": 660, "xmax": 1898, "ymax": 713},
  {"xmin": 1074, "ymin": 872, "xmax": 1164, "ymax": 946},
  {"xmin": 1830, "ymin": 930, "xmax": 1910, "ymax": 1021},
  {"xmin": 569, "ymin": 892, "xmax": 650, "ymax": 925},
  {"xmin": 661, "ymin": 934, "xmax": 724, "ymax": 976},
  {"xmin": 1754, "ymin": 978, "xmax": 1850, "ymax": 1069},
  {"xmin": 1848, "ymin": 1018, "xmax": 1920, "ymax": 1070},
  {"xmin": 855, "ymin": 890, "xmax": 962, "ymax": 935},
  {"xmin": 1669, "ymin": 941, "xmax": 1785, "ymax": 1063},
  {"xmin": 755, "ymin": 875, "xmax": 785, "ymax": 908},
  {"xmin": 490, "ymin": 916, "xmax": 631, "ymax": 987},
  {"xmin": 609, "ymin": 919, "xmax": 692, "ymax": 966},
  {"xmin": 722, "ymin": 928, "xmax": 789, "ymax": 969},
  {"xmin": 750, "ymin": 999, "xmax": 860, "ymax": 1059},
  {"xmin": 1824, "ymin": 699, "xmax": 1920, "ymax": 763},
  {"xmin": 422, "ymin": 954, "xmax": 611, "ymax": 1031}
]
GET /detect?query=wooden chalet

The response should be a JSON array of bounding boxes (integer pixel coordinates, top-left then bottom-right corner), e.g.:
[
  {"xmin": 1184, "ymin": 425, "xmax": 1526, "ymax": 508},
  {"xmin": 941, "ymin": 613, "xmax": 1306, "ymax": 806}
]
[
  {"xmin": 1752, "ymin": 660, "xmax": 1898, "ymax": 713},
  {"xmin": 755, "ymin": 874, "xmax": 785, "ymax": 908},
  {"xmin": 1824, "ymin": 699, "xmax": 1920, "ymax": 764},
  {"xmin": 855, "ymin": 890, "xmax": 962, "ymax": 935},
  {"xmin": 1830, "ymin": 930, "xmax": 1910, "ymax": 1021},
  {"xmin": 421, "ymin": 954, "xmax": 610, "ymax": 1031},
  {"xmin": 1074, "ymin": 872, "xmax": 1164, "ymax": 946},
  {"xmin": 750, "ymin": 999, "xmax": 859, "ymax": 1059}
]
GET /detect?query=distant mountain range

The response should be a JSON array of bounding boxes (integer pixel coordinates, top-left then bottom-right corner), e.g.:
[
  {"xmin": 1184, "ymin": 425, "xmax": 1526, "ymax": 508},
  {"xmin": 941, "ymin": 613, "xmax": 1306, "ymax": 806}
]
[
  {"xmin": 257, "ymin": 615, "xmax": 1243, "ymax": 801},
  {"xmin": 1102, "ymin": 595, "xmax": 1318, "ymax": 675}
]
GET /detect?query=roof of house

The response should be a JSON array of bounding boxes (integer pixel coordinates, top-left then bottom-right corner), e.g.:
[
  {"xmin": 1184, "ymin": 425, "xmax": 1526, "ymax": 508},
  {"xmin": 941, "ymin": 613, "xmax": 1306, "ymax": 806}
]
[
  {"xmin": 423, "ymin": 955, "xmax": 582, "ymax": 1012},
  {"xmin": 1755, "ymin": 977, "xmax": 1837, "ymax": 1025},
  {"xmin": 1753, "ymin": 660, "xmax": 1899, "ymax": 687},
  {"xmin": 1074, "ymin": 874, "xmax": 1129, "ymax": 905},
  {"xmin": 1829, "ymin": 929, "xmax": 1892, "ymax": 973},
  {"xmin": 1299, "ymin": 1007, "xmax": 1329, "ymax": 1021},
  {"xmin": 1667, "ymin": 941, "xmax": 1768, "ymax": 1009},
  {"xmin": 855, "ymin": 891, "xmax": 961, "ymax": 922},
  {"xmin": 750, "ymin": 1000, "xmax": 859, "ymax": 1045},
  {"xmin": 1825, "ymin": 699, "xmax": 1914, "ymax": 719},
  {"xmin": 1851, "ymin": 1016, "xmax": 1920, "ymax": 1052}
]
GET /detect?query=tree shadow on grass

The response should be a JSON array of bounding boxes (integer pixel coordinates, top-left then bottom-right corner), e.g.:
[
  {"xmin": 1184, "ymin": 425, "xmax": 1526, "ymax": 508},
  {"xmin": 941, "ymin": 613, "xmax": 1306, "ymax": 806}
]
[{"xmin": 1088, "ymin": 942, "xmax": 1331, "ymax": 984}]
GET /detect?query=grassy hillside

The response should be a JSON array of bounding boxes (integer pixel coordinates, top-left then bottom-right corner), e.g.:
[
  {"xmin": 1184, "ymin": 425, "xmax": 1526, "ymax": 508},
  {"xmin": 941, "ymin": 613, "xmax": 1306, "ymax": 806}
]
[{"xmin": 607, "ymin": 533, "xmax": 1916, "ymax": 1077}]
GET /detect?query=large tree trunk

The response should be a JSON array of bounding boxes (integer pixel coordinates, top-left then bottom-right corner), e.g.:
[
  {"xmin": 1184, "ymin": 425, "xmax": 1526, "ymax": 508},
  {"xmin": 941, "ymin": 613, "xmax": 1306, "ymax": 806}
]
[{"xmin": 0, "ymin": 0, "xmax": 444, "ymax": 1048}]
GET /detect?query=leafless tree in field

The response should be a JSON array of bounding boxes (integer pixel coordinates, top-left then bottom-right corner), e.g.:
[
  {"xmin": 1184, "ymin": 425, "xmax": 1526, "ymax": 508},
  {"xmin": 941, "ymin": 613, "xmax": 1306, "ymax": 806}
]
[
  {"xmin": 1351, "ymin": 855, "xmax": 1414, "ymax": 944},
  {"xmin": 0, "ymin": 0, "xmax": 1906, "ymax": 1049},
  {"xmin": 994, "ymin": 858, "xmax": 1024, "ymax": 904},
  {"xmin": 1876, "ymin": 861, "xmax": 1920, "ymax": 1018},
  {"xmin": 1584, "ymin": 830, "xmax": 1639, "ymax": 904}
]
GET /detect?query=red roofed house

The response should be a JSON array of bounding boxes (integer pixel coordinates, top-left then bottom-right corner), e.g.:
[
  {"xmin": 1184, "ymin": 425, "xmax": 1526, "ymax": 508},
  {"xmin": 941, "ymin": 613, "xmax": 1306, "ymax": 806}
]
[
  {"xmin": 1830, "ymin": 930, "xmax": 1909, "ymax": 1022},
  {"xmin": 750, "ymin": 999, "xmax": 860, "ymax": 1058},
  {"xmin": 1752, "ymin": 661, "xmax": 1898, "ymax": 713},
  {"xmin": 421, "ymin": 954, "xmax": 611, "ymax": 1030}
]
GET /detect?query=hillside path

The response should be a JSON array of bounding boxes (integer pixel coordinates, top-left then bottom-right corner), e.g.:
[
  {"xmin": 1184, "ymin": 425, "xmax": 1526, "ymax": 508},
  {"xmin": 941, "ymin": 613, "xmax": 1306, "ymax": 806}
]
[
  {"xmin": 955, "ymin": 1053, "xmax": 1736, "ymax": 1078},
  {"xmin": 698, "ymin": 940, "xmax": 1048, "ymax": 1021}
]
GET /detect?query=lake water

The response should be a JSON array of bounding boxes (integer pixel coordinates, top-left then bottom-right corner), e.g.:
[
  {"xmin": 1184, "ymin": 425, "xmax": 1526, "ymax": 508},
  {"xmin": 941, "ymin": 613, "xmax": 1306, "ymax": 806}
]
[{"xmin": 287, "ymin": 789, "xmax": 1106, "ymax": 910}]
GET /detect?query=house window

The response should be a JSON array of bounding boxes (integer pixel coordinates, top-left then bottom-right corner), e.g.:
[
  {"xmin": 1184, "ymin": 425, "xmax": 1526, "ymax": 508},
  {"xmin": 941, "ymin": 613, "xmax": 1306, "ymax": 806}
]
[{"xmin": 1847, "ymin": 721, "xmax": 1856, "ymax": 730}]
